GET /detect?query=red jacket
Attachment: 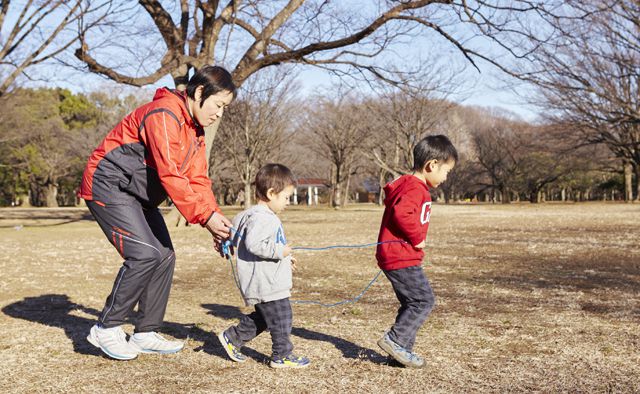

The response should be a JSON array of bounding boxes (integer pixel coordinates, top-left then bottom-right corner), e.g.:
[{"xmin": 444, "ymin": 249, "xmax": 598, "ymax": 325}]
[
  {"xmin": 375, "ymin": 175, "xmax": 432, "ymax": 271},
  {"xmin": 79, "ymin": 88, "xmax": 220, "ymax": 225}
]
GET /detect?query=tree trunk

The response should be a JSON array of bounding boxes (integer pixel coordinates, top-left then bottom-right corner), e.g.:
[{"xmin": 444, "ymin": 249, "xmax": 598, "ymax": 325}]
[
  {"xmin": 501, "ymin": 187, "xmax": 511, "ymax": 204},
  {"xmin": 623, "ymin": 162, "xmax": 633, "ymax": 202},
  {"xmin": 244, "ymin": 180, "xmax": 252, "ymax": 209},
  {"xmin": 377, "ymin": 169, "xmax": 386, "ymax": 206},
  {"xmin": 332, "ymin": 165, "xmax": 342, "ymax": 208},
  {"xmin": 633, "ymin": 163, "xmax": 640, "ymax": 202},
  {"xmin": 16, "ymin": 192, "xmax": 32, "ymax": 207},
  {"xmin": 341, "ymin": 172, "xmax": 351, "ymax": 208},
  {"xmin": 44, "ymin": 182, "xmax": 58, "ymax": 207}
]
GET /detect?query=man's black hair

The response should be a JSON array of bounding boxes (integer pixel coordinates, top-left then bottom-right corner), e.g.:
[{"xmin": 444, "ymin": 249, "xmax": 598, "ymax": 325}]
[{"xmin": 186, "ymin": 65, "xmax": 237, "ymax": 108}]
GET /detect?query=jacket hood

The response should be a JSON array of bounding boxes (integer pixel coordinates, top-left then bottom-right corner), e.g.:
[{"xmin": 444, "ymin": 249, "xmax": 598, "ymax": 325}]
[
  {"xmin": 383, "ymin": 175, "xmax": 428, "ymax": 205},
  {"xmin": 153, "ymin": 87, "xmax": 182, "ymax": 101},
  {"xmin": 153, "ymin": 87, "xmax": 198, "ymax": 127}
]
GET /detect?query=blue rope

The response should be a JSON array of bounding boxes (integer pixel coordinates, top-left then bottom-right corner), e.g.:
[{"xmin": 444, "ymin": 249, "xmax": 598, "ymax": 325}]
[{"xmin": 221, "ymin": 228, "xmax": 408, "ymax": 308}]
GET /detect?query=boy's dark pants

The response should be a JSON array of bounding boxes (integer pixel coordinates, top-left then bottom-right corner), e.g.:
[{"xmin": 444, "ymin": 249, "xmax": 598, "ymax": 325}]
[
  {"xmin": 87, "ymin": 200, "xmax": 176, "ymax": 333},
  {"xmin": 224, "ymin": 298, "xmax": 293, "ymax": 359},
  {"xmin": 384, "ymin": 265, "xmax": 435, "ymax": 351}
]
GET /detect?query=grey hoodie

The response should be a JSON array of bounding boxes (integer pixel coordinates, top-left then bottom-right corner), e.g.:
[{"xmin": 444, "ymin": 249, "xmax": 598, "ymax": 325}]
[{"xmin": 231, "ymin": 204, "xmax": 292, "ymax": 306}]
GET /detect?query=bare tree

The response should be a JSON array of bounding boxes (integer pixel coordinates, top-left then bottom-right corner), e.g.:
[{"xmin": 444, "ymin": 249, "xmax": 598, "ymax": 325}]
[
  {"xmin": 71, "ymin": 1, "xmax": 553, "ymax": 156},
  {"xmin": 65, "ymin": 1, "xmax": 560, "ymax": 219},
  {"xmin": 0, "ymin": 0, "xmax": 111, "ymax": 96},
  {"xmin": 360, "ymin": 79, "xmax": 457, "ymax": 204},
  {"xmin": 500, "ymin": 1, "xmax": 640, "ymax": 201},
  {"xmin": 213, "ymin": 70, "xmax": 296, "ymax": 208},
  {"xmin": 305, "ymin": 94, "xmax": 367, "ymax": 207},
  {"xmin": 472, "ymin": 117, "xmax": 531, "ymax": 203}
]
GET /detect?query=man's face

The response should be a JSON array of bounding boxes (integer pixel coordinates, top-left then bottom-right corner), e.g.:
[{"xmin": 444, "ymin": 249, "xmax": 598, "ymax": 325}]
[{"xmin": 193, "ymin": 89, "xmax": 234, "ymax": 127}]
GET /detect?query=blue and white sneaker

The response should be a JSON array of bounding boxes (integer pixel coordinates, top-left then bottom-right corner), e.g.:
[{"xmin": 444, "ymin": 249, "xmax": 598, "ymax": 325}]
[
  {"xmin": 377, "ymin": 332, "xmax": 424, "ymax": 368},
  {"xmin": 269, "ymin": 354, "xmax": 311, "ymax": 369},
  {"xmin": 217, "ymin": 331, "xmax": 247, "ymax": 363},
  {"xmin": 87, "ymin": 324, "xmax": 138, "ymax": 361},
  {"xmin": 128, "ymin": 331, "xmax": 184, "ymax": 354}
]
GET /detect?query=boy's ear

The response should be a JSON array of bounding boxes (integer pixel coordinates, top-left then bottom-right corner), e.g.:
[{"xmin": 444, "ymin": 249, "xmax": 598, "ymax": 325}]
[
  {"xmin": 424, "ymin": 159, "xmax": 438, "ymax": 172},
  {"xmin": 265, "ymin": 187, "xmax": 276, "ymax": 201}
]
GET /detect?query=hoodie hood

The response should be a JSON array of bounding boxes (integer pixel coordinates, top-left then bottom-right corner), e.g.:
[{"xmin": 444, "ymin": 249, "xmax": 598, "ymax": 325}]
[{"xmin": 383, "ymin": 175, "xmax": 428, "ymax": 205}]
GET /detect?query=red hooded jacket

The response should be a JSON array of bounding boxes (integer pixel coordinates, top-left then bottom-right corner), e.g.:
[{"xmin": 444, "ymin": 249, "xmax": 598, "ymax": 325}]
[
  {"xmin": 79, "ymin": 88, "xmax": 220, "ymax": 225},
  {"xmin": 375, "ymin": 175, "xmax": 432, "ymax": 271}
]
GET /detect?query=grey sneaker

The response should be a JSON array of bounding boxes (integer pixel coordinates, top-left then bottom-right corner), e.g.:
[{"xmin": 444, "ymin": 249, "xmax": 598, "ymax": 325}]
[
  {"xmin": 377, "ymin": 332, "xmax": 425, "ymax": 368},
  {"xmin": 128, "ymin": 332, "xmax": 184, "ymax": 354},
  {"xmin": 87, "ymin": 324, "xmax": 138, "ymax": 361},
  {"xmin": 269, "ymin": 354, "xmax": 311, "ymax": 369},
  {"xmin": 217, "ymin": 331, "xmax": 247, "ymax": 363}
]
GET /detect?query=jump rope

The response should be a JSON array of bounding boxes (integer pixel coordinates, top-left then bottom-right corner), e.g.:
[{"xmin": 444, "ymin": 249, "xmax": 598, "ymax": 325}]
[{"xmin": 220, "ymin": 227, "xmax": 409, "ymax": 307}]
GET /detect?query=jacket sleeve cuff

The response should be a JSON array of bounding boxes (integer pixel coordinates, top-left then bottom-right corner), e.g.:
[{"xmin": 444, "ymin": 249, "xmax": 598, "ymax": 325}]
[
  {"xmin": 408, "ymin": 233, "xmax": 424, "ymax": 246},
  {"xmin": 201, "ymin": 209, "xmax": 216, "ymax": 227},
  {"xmin": 273, "ymin": 243, "xmax": 285, "ymax": 260}
]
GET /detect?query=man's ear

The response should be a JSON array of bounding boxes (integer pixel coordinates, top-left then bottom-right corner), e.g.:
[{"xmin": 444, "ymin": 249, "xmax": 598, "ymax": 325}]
[{"xmin": 194, "ymin": 86, "xmax": 203, "ymax": 102}]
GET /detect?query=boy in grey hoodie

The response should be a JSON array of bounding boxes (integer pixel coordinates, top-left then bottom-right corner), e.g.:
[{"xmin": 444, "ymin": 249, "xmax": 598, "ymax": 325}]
[{"xmin": 217, "ymin": 164, "xmax": 310, "ymax": 368}]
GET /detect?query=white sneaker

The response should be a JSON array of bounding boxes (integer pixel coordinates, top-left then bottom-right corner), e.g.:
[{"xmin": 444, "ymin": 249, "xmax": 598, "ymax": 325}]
[
  {"xmin": 128, "ymin": 332, "xmax": 184, "ymax": 354},
  {"xmin": 87, "ymin": 324, "xmax": 138, "ymax": 360}
]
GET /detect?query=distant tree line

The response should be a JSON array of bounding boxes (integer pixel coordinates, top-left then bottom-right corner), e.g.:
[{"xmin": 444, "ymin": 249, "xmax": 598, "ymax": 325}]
[
  {"xmin": 0, "ymin": 88, "xmax": 144, "ymax": 207},
  {"xmin": 0, "ymin": 84, "xmax": 631, "ymax": 208}
]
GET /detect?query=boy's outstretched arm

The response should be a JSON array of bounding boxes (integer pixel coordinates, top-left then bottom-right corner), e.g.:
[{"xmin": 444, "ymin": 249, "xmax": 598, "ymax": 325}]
[{"xmin": 391, "ymin": 193, "xmax": 429, "ymax": 248}]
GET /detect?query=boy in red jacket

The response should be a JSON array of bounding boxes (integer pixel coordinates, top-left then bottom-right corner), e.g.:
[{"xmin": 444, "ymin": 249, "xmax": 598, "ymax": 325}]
[{"xmin": 375, "ymin": 135, "xmax": 457, "ymax": 368}]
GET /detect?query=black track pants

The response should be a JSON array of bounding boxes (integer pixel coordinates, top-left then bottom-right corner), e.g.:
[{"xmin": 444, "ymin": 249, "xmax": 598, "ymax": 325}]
[{"xmin": 87, "ymin": 200, "xmax": 175, "ymax": 333}]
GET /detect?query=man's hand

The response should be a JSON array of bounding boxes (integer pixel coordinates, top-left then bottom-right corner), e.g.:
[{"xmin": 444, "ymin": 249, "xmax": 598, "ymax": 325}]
[
  {"xmin": 206, "ymin": 212, "xmax": 232, "ymax": 242},
  {"xmin": 413, "ymin": 239, "xmax": 427, "ymax": 250},
  {"xmin": 213, "ymin": 238, "xmax": 234, "ymax": 258},
  {"xmin": 291, "ymin": 255, "xmax": 298, "ymax": 271}
]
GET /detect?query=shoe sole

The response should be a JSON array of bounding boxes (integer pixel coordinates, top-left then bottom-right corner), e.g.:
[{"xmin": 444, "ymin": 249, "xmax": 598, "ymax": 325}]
[
  {"xmin": 131, "ymin": 346, "xmax": 184, "ymax": 355},
  {"xmin": 217, "ymin": 331, "xmax": 247, "ymax": 363},
  {"xmin": 87, "ymin": 332, "xmax": 137, "ymax": 361},
  {"xmin": 377, "ymin": 338, "xmax": 424, "ymax": 368},
  {"xmin": 269, "ymin": 361, "xmax": 310, "ymax": 369}
]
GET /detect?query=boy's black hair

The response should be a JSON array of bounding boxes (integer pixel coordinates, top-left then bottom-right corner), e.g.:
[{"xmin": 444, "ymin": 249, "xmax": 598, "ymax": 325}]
[
  {"xmin": 413, "ymin": 134, "xmax": 458, "ymax": 171},
  {"xmin": 255, "ymin": 163, "xmax": 296, "ymax": 201},
  {"xmin": 186, "ymin": 65, "xmax": 237, "ymax": 108}
]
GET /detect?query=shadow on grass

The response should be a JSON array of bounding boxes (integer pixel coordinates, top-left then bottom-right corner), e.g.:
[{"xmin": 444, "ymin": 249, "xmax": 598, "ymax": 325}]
[
  {"xmin": 1, "ymin": 294, "xmax": 102, "ymax": 357},
  {"xmin": 202, "ymin": 303, "xmax": 391, "ymax": 366},
  {"xmin": 0, "ymin": 294, "xmax": 230, "ymax": 361},
  {"xmin": 1, "ymin": 295, "xmax": 394, "ymax": 366}
]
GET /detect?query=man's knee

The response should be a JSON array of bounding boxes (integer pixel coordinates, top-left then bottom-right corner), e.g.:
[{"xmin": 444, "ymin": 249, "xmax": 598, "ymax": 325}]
[
  {"xmin": 126, "ymin": 246, "xmax": 173, "ymax": 268},
  {"xmin": 157, "ymin": 249, "xmax": 175, "ymax": 269}
]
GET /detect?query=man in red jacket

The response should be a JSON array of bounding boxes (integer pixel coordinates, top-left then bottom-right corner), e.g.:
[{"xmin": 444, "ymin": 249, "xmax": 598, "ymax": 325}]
[
  {"xmin": 79, "ymin": 66, "xmax": 236, "ymax": 360},
  {"xmin": 375, "ymin": 135, "xmax": 457, "ymax": 368}
]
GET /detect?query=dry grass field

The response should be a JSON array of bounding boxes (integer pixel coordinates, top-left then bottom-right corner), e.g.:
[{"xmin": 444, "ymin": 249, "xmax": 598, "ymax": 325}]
[{"xmin": 0, "ymin": 203, "xmax": 639, "ymax": 393}]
